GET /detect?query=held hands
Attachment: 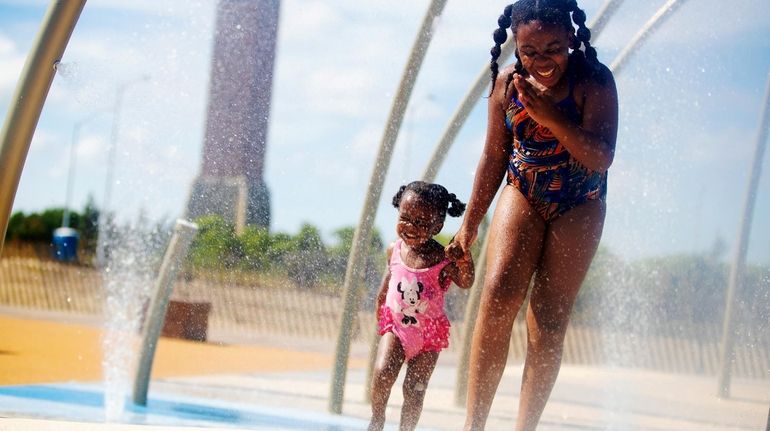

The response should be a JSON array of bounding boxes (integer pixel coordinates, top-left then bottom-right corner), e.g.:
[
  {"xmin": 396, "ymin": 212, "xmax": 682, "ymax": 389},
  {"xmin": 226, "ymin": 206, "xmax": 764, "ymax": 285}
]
[
  {"xmin": 445, "ymin": 230, "xmax": 476, "ymax": 289},
  {"xmin": 445, "ymin": 227, "xmax": 476, "ymax": 263},
  {"xmin": 513, "ymin": 73, "xmax": 562, "ymax": 128},
  {"xmin": 445, "ymin": 243, "xmax": 466, "ymax": 262}
]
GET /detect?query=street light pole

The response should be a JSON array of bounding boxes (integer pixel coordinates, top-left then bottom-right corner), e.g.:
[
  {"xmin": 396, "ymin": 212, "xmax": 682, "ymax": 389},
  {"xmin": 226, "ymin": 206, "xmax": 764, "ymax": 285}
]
[
  {"xmin": 403, "ymin": 94, "xmax": 435, "ymax": 181},
  {"xmin": 95, "ymin": 75, "xmax": 149, "ymax": 267},
  {"xmin": 717, "ymin": 72, "xmax": 770, "ymax": 398},
  {"xmin": 328, "ymin": 0, "xmax": 448, "ymax": 414},
  {"xmin": 62, "ymin": 112, "xmax": 103, "ymax": 228}
]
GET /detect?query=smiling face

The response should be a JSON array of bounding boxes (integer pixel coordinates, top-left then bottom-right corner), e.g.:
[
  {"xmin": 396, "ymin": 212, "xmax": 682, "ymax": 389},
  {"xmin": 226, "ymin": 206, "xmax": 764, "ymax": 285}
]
[
  {"xmin": 396, "ymin": 192, "xmax": 444, "ymax": 248},
  {"xmin": 515, "ymin": 20, "xmax": 572, "ymax": 89}
]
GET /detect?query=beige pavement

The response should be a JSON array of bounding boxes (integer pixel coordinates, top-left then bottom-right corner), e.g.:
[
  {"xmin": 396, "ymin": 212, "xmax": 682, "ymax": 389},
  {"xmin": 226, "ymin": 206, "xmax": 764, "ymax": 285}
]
[
  {"xmin": 0, "ymin": 312, "xmax": 768, "ymax": 430},
  {"xmin": 0, "ymin": 418, "xmax": 248, "ymax": 431}
]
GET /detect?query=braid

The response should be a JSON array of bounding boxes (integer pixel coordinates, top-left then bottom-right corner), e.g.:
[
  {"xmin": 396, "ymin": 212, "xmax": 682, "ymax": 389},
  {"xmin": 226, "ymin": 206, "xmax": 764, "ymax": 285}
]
[
  {"xmin": 489, "ymin": 4, "xmax": 513, "ymax": 95},
  {"xmin": 490, "ymin": 0, "xmax": 608, "ymax": 91},
  {"xmin": 446, "ymin": 193, "xmax": 467, "ymax": 218},
  {"xmin": 392, "ymin": 185, "xmax": 407, "ymax": 208},
  {"xmin": 567, "ymin": 0, "xmax": 605, "ymax": 82}
]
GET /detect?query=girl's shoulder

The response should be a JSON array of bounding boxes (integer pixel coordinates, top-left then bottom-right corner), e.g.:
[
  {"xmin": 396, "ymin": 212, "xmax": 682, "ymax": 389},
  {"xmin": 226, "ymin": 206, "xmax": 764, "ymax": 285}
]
[
  {"xmin": 571, "ymin": 57, "xmax": 615, "ymax": 90},
  {"xmin": 491, "ymin": 63, "xmax": 519, "ymax": 108},
  {"xmin": 569, "ymin": 59, "xmax": 616, "ymax": 109},
  {"xmin": 499, "ymin": 63, "xmax": 518, "ymax": 78}
]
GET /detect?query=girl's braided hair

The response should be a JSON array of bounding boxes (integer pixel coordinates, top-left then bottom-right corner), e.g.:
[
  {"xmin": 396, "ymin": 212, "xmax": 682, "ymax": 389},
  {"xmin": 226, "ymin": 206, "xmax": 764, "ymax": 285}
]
[
  {"xmin": 489, "ymin": 0, "xmax": 606, "ymax": 95},
  {"xmin": 392, "ymin": 181, "xmax": 466, "ymax": 218}
]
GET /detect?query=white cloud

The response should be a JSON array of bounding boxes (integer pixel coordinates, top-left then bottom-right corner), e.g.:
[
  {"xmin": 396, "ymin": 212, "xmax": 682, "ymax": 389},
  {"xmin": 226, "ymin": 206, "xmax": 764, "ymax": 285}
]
[
  {"xmin": 29, "ymin": 129, "xmax": 56, "ymax": 153},
  {"xmin": 349, "ymin": 122, "xmax": 383, "ymax": 160},
  {"xmin": 0, "ymin": 33, "xmax": 13, "ymax": 54},
  {"xmin": 0, "ymin": 33, "xmax": 23, "ymax": 93},
  {"xmin": 595, "ymin": 0, "xmax": 770, "ymax": 52},
  {"xmin": 305, "ymin": 67, "xmax": 374, "ymax": 116},
  {"xmin": 76, "ymin": 133, "xmax": 106, "ymax": 163},
  {"xmin": 4, "ymin": 0, "xmax": 770, "ymax": 262},
  {"xmin": 81, "ymin": 0, "xmax": 210, "ymax": 16},
  {"xmin": 280, "ymin": 0, "xmax": 341, "ymax": 41}
]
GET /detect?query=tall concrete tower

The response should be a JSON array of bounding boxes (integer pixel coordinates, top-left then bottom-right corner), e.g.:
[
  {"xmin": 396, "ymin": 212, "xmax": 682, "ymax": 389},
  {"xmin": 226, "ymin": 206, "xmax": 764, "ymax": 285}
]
[{"xmin": 187, "ymin": 0, "xmax": 280, "ymax": 232}]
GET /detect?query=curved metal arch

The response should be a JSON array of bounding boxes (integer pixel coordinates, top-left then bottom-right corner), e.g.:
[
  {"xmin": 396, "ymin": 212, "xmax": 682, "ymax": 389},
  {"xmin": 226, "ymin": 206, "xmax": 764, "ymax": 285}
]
[{"xmin": 328, "ymin": 0, "xmax": 449, "ymax": 415}]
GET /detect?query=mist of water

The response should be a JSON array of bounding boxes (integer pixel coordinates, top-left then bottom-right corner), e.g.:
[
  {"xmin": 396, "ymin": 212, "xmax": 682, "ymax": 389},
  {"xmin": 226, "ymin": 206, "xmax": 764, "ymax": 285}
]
[{"xmin": 98, "ymin": 220, "xmax": 168, "ymax": 421}]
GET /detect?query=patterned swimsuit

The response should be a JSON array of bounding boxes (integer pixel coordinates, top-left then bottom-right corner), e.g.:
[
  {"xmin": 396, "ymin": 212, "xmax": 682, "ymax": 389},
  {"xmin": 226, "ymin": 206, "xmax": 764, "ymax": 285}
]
[
  {"xmin": 504, "ymin": 74, "xmax": 607, "ymax": 222},
  {"xmin": 377, "ymin": 240, "xmax": 452, "ymax": 360}
]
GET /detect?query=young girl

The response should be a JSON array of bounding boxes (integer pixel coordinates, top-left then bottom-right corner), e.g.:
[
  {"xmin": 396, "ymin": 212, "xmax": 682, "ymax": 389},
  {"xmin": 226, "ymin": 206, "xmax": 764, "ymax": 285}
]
[
  {"xmin": 368, "ymin": 181, "xmax": 475, "ymax": 431},
  {"xmin": 446, "ymin": 1, "xmax": 618, "ymax": 430}
]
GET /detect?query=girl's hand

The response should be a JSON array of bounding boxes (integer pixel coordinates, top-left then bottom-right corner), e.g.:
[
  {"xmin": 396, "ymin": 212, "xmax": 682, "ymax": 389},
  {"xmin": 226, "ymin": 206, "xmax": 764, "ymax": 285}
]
[
  {"xmin": 445, "ymin": 242, "xmax": 475, "ymax": 289},
  {"xmin": 446, "ymin": 226, "xmax": 477, "ymax": 262},
  {"xmin": 513, "ymin": 73, "xmax": 562, "ymax": 128},
  {"xmin": 445, "ymin": 242, "xmax": 465, "ymax": 261}
]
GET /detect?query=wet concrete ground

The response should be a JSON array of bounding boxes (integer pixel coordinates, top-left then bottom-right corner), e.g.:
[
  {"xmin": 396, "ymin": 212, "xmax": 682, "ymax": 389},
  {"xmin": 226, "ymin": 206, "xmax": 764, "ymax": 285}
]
[{"xmin": 0, "ymin": 312, "xmax": 767, "ymax": 430}]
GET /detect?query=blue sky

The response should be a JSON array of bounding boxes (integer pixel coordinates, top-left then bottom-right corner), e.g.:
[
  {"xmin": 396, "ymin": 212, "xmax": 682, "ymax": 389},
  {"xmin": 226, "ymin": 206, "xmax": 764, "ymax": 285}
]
[{"xmin": 1, "ymin": 0, "xmax": 769, "ymax": 264}]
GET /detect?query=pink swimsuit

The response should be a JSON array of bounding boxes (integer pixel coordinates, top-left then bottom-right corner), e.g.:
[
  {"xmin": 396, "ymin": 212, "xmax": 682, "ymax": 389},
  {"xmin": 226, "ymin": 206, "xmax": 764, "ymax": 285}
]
[{"xmin": 377, "ymin": 240, "xmax": 452, "ymax": 360}]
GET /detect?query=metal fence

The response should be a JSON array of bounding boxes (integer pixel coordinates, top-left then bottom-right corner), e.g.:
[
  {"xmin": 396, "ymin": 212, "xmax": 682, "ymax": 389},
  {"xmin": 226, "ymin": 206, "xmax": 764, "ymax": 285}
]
[{"xmin": 0, "ymin": 257, "xmax": 767, "ymax": 379}]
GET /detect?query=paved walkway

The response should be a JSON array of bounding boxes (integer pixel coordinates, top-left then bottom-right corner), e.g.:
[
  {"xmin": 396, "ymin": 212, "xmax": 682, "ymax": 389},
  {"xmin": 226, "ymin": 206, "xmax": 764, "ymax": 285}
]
[{"xmin": 0, "ymin": 312, "xmax": 768, "ymax": 430}]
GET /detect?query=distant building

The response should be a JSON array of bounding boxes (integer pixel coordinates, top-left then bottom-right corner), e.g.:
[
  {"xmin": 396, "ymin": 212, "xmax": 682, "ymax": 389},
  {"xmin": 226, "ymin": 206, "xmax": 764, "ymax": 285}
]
[{"xmin": 186, "ymin": 0, "xmax": 280, "ymax": 232}]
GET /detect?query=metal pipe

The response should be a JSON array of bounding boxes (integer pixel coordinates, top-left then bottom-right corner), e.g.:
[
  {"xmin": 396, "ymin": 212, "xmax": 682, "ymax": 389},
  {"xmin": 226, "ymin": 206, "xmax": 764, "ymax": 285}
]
[
  {"xmin": 420, "ymin": 40, "xmax": 514, "ymax": 183},
  {"xmin": 588, "ymin": 0, "xmax": 624, "ymax": 42},
  {"xmin": 95, "ymin": 74, "xmax": 149, "ymax": 267},
  {"xmin": 62, "ymin": 112, "xmax": 103, "ymax": 228},
  {"xmin": 132, "ymin": 219, "xmax": 198, "ymax": 406},
  {"xmin": 717, "ymin": 72, "xmax": 770, "ymax": 398},
  {"xmin": 0, "ymin": 0, "xmax": 87, "ymax": 254},
  {"xmin": 765, "ymin": 406, "xmax": 769, "ymax": 431},
  {"xmin": 454, "ymin": 226, "xmax": 489, "ymax": 406},
  {"xmin": 610, "ymin": 0, "xmax": 688, "ymax": 75},
  {"xmin": 62, "ymin": 123, "xmax": 81, "ymax": 228},
  {"xmin": 328, "ymin": 0, "xmax": 448, "ymax": 415}
]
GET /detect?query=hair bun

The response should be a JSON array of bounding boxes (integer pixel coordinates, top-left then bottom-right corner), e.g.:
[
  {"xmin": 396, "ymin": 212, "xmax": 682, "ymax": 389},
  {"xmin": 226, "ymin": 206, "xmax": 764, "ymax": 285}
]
[
  {"xmin": 493, "ymin": 28, "xmax": 508, "ymax": 45},
  {"xmin": 498, "ymin": 14, "xmax": 512, "ymax": 29},
  {"xmin": 576, "ymin": 26, "xmax": 591, "ymax": 42},
  {"xmin": 572, "ymin": 9, "xmax": 586, "ymax": 25},
  {"xmin": 586, "ymin": 46, "xmax": 598, "ymax": 61}
]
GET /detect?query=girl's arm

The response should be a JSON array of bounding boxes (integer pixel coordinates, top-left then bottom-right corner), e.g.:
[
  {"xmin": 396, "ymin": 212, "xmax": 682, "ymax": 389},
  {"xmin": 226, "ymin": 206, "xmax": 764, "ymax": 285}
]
[
  {"xmin": 375, "ymin": 244, "xmax": 394, "ymax": 312},
  {"xmin": 513, "ymin": 68, "xmax": 619, "ymax": 173},
  {"xmin": 443, "ymin": 254, "xmax": 475, "ymax": 289},
  {"xmin": 451, "ymin": 69, "xmax": 514, "ymax": 255}
]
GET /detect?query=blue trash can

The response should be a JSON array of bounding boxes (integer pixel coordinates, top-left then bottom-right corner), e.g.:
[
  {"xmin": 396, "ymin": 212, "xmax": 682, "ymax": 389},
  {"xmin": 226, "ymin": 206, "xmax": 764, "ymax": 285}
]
[{"xmin": 52, "ymin": 227, "xmax": 79, "ymax": 262}]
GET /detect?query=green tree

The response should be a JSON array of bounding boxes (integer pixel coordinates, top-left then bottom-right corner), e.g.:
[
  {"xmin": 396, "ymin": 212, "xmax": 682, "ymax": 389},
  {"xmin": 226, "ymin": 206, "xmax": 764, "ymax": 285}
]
[
  {"xmin": 285, "ymin": 223, "xmax": 327, "ymax": 289},
  {"xmin": 269, "ymin": 232, "xmax": 296, "ymax": 264},
  {"xmin": 77, "ymin": 196, "xmax": 100, "ymax": 255},
  {"xmin": 17, "ymin": 212, "xmax": 48, "ymax": 241},
  {"xmin": 188, "ymin": 215, "xmax": 241, "ymax": 270},
  {"xmin": 240, "ymin": 226, "xmax": 274, "ymax": 271},
  {"xmin": 5, "ymin": 211, "xmax": 26, "ymax": 240}
]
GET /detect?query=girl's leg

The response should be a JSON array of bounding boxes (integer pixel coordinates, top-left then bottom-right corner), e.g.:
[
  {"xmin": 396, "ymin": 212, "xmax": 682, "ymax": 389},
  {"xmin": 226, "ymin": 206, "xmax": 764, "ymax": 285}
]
[
  {"xmin": 515, "ymin": 200, "xmax": 605, "ymax": 431},
  {"xmin": 369, "ymin": 332, "xmax": 405, "ymax": 431},
  {"xmin": 399, "ymin": 351, "xmax": 440, "ymax": 431},
  {"xmin": 464, "ymin": 187, "xmax": 546, "ymax": 431}
]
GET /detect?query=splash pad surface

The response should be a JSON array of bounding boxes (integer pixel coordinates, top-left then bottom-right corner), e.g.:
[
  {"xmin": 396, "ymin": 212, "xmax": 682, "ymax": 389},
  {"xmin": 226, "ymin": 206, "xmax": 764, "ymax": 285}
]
[
  {"xmin": 0, "ymin": 382, "xmax": 376, "ymax": 430},
  {"xmin": 0, "ymin": 314, "xmax": 767, "ymax": 431},
  {"xmin": 0, "ymin": 313, "xmax": 379, "ymax": 430}
]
